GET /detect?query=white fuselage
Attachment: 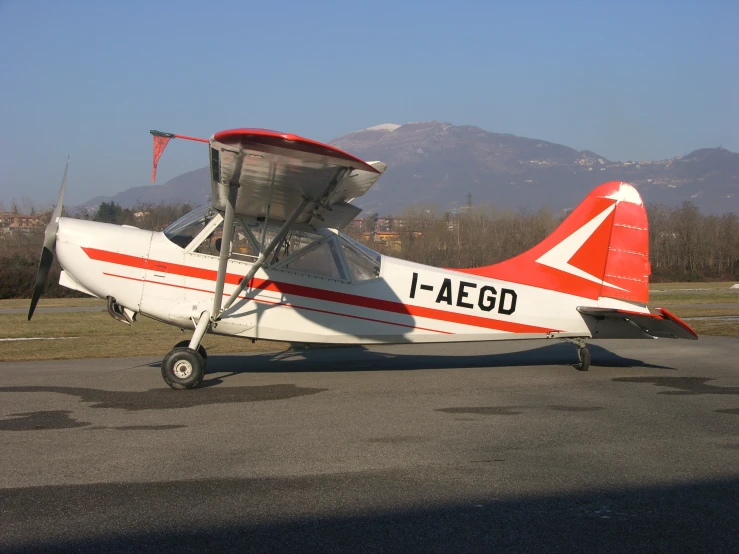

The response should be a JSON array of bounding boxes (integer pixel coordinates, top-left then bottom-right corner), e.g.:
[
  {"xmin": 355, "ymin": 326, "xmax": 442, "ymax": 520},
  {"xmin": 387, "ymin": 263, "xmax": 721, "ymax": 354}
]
[{"xmin": 55, "ymin": 218, "xmax": 646, "ymax": 345}]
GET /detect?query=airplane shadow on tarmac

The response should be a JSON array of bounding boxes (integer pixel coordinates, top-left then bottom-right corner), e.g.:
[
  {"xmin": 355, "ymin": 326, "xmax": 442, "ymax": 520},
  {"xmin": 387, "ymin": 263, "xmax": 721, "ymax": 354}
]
[
  {"xmin": 2, "ymin": 474, "xmax": 737, "ymax": 553},
  {"xmin": 0, "ymin": 344, "xmax": 675, "ymax": 415},
  {"xmin": 192, "ymin": 341, "xmax": 674, "ymax": 386}
]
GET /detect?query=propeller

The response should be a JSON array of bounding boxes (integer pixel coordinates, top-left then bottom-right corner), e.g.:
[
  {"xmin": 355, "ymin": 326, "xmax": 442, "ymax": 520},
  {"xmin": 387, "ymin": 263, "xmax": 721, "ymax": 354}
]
[{"xmin": 28, "ymin": 160, "xmax": 68, "ymax": 321}]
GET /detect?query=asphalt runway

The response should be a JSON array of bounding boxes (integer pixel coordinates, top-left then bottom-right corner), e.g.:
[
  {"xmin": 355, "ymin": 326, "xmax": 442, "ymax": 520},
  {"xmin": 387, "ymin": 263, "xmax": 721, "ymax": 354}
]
[{"xmin": 0, "ymin": 337, "xmax": 737, "ymax": 552}]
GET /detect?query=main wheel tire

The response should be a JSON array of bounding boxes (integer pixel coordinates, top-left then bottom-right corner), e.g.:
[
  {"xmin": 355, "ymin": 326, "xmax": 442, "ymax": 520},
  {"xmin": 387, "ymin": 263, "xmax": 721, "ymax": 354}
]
[
  {"xmin": 174, "ymin": 340, "xmax": 207, "ymax": 361},
  {"xmin": 574, "ymin": 347, "xmax": 590, "ymax": 371},
  {"xmin": 161, "ymin": 347, "xmax": 206, "ymax": 390}
]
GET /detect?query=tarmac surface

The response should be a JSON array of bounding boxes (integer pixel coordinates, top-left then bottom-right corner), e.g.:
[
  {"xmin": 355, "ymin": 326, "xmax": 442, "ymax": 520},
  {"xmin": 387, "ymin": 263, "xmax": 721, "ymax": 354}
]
[{"xmin": 0, "ymin": 337, "xmax": 738, "ymax": 552}]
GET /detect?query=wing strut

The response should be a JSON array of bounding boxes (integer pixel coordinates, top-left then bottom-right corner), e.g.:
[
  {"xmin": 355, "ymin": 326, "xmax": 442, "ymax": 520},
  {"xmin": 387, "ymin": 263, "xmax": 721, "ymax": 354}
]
[
  {"xmin": 217, "ymin": 196, "xmax": 312, "ymax": 318},
  {"xmin": 211, "ymin": 183, "xmax": 239, "ymax": 318},
  {"xmin": 260, "ymin": 163, "xmax": 277, "ymax": 253}
]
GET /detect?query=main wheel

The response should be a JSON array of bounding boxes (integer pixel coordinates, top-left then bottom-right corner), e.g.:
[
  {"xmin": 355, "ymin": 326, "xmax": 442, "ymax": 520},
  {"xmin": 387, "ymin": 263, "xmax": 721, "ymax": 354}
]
[
  {"xmin": 161, "ymin": 347, "xmax": 206, "ymax": 390},
  {"xmin": 174, "ymin": 340, "xmax": 207, "ymax": 361},
  {"xmin": 574, "ymin": 346, "xmax": 590, "ymax": 371}
]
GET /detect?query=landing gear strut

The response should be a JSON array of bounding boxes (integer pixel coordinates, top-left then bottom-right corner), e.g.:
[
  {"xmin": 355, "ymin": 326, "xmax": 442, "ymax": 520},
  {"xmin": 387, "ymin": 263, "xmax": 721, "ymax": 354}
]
[{"xmin": 562, "ymin": 338, "xmax": 591, "ymax": 371}]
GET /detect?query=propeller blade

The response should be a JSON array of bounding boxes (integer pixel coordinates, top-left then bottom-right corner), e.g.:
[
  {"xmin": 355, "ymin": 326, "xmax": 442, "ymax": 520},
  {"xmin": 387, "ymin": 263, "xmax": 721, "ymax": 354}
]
[
  {"xmin": 28, "ymin": 160, "xmax": 68, "ymax": 321},
  {"xmin": 44, "ymin": 159, "xmax": 68, "ymax": 250},
  {"xmin": 28, "ymin": 247, "xmax": 54, "ymax": 321}
]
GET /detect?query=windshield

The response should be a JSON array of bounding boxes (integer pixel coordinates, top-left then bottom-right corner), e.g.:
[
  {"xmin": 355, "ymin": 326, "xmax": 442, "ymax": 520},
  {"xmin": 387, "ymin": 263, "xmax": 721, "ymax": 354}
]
[
  {"xmin": 164, "ymin": 205, "xmax": 220, "ymax": 248},
  {"xmin": 164, "ymin": 205, "xmax": 217, "ymax": 237}
]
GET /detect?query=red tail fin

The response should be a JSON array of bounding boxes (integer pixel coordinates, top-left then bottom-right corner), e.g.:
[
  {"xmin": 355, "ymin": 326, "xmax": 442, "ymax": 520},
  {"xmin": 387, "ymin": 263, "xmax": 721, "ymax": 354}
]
[{"xmin": 458, "ymin": 182, "xmax": 650, "ymax": 303}]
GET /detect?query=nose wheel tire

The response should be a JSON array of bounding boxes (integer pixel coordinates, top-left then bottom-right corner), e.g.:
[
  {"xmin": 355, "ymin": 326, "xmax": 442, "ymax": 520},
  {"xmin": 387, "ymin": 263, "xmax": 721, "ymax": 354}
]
[
  {"xmin": 574, "ymin": 346, "xmax": 590, "ymax": 371},
  {"xmin": 174, "ymin": 340, "xmax": 207, "ymax": 361},
  {"xmin": 161, "ymin": 347, "xmax": 206, "ymax": 390}
]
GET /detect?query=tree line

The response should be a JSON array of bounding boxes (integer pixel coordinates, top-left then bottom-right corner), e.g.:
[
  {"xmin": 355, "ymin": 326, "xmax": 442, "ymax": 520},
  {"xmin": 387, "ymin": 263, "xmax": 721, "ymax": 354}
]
[
  {"xmin": 0, "ymin": 201, "xmax": 193, "ymax": 299},
  {"xmin": 1, "ymin": 200, "xmax": 738, "ymax": 300},
  {"xmin": 350, "ymin": 201, "xmax": 739, "ymax": 282}
]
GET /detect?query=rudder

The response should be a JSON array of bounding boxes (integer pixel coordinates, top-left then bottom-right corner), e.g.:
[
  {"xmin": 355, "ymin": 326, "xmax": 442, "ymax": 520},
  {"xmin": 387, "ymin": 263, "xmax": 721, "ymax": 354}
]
[{"xmin": 457, "ymin": 182, "xmax": 650, "ymax": 304}]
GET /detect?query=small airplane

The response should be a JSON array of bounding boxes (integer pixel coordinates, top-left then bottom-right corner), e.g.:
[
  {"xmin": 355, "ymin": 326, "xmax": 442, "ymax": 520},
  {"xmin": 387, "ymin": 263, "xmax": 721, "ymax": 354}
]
[{"xmin": 28, "ymin": 128, "xmax": 697, "ymax": 389}]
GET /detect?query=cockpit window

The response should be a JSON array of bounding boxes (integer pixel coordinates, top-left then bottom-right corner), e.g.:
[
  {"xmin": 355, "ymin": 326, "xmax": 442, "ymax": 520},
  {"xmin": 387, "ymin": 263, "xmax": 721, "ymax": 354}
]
[
  {"xmin": 193, "ymin": 226, "xmax": 221, "ymax": 256},
  {"xmin": 340, "ymin": 241, "xmax": 379, "ymax": 281},
  {"xmin": 164, "ymin": 207, "xmax": 382, "ymax": 283},
  {"xmin": 164, "ymin": 205, "xmax": 219, "ymax": 248},
  {"xmin": 231, "ymin": 220, "xmax": 259, "ymax": 262},
  {"xmin": 282, "ymin": 238, "xmax": 348, "ymax": 280},
  {"xmin": 339, "ymin": 233, "xmax": 381, "ymax": 281},
  {"xmin": 271, "ymin": 230, "xmax": 323, "ymax": 264}
]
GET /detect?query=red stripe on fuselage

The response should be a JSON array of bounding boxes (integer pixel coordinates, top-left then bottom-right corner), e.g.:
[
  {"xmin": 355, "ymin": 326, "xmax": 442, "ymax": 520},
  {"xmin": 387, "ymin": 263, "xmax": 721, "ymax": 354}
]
[
  {"xmin": 83, "ymin": 247, "xmax": 556, "ymax": 334},
  {"xmin": 103, "ymin": 272, "xmax": 451, "ymax": 335}
]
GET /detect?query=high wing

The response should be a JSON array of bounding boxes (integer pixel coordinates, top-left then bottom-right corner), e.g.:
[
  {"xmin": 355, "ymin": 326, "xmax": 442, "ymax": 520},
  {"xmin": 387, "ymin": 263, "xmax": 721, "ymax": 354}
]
[
  {"xmin": 150, "ymin": 127, "xmax": 387, "ymax": 322},
  {"xmin": 209, "ymin": 128, "xmax": 387, "ymax": 229}
]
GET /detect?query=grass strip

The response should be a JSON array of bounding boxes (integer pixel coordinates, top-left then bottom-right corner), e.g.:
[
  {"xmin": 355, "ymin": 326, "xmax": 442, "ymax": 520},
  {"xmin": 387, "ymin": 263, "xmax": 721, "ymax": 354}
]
[{"xmin": 0, "ymin": 312, "xmax": 287, "ymax": 362}]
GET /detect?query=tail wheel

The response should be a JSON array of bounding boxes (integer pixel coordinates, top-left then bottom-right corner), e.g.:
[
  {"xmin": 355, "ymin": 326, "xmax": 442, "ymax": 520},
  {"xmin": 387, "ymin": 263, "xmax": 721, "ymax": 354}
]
[
  {"xmin": 574, "ymin": 346, "xmax": 590, "ymax": 371},
  {"xmin": 162, "ymin": 347, "xmax": 206, "ymax": 390}
]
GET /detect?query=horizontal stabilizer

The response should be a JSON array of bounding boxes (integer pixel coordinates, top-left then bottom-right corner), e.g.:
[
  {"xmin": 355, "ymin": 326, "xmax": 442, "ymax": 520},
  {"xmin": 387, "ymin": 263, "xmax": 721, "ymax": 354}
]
[{"xmin": 577, "ymin": 307, "xmax": 698, "ymax": 340}]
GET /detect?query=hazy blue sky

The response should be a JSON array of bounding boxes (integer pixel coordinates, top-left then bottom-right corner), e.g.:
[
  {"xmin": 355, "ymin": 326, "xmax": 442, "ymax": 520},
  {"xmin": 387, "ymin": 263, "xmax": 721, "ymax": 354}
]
[{"xmin": 1, "ymin": 0, "xmax": 737, "ymax": 208}]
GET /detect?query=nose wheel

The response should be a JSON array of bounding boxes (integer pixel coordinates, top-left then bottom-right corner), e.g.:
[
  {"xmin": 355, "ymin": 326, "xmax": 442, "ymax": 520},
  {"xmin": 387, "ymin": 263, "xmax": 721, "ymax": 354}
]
[
  {"xmin": 162, "ymin": 311, "xmax": 211, "ymax": 390},
  {"xmin": 161, "ymin": 346, "xmax": 207, "ymax": 389},
  {"xmin": 174, "ymin": 340, "xmax": 207, "ymax": 361}
]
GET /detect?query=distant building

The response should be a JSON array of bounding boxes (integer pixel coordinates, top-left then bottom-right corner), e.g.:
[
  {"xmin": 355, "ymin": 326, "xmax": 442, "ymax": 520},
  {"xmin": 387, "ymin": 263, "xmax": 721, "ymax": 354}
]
[{"xmin": 0, "ymin": 212, "xmax": 43, "ymax": 234}]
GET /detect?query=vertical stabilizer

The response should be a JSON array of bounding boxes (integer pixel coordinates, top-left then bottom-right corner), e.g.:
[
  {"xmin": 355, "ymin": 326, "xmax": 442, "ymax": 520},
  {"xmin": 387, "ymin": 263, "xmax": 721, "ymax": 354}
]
[{"xmin": 456, "ymin": 182, "xmax": 650, "ymax": 303}]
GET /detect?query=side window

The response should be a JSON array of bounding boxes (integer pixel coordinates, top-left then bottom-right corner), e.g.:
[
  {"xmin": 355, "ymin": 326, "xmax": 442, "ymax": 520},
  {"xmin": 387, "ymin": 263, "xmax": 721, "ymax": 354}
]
[
  {"xmin": 193, "ymin": 226, "xmax": 221, "ymax": 256},
  {"xmin": 260, "ymin": 229, "xmax": 316, "ymax": 265},
  {"xmin": 192, "ymin": 221, "xmax": 260, "ymax": 260},
  {"xmin": 339, "ymin": 235, "xmax": 381, "ymax": 282},
  {"xmin": 341, "ymin": 242, "xmax": 380, "ymax": 281},
  {"xmin": 232, "ymin": 221, "xmax": 258, "ymax": 262},
  {"xmin": 283, "ymin": 238, "xmax": 348, "ymax": 280}
]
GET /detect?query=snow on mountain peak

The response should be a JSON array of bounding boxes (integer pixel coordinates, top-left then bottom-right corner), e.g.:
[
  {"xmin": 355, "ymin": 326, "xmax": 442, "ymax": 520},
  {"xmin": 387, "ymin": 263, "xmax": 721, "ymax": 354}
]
[{"xmin": 364, "ymin": 123, "xmax": 401, "ymax": 132}]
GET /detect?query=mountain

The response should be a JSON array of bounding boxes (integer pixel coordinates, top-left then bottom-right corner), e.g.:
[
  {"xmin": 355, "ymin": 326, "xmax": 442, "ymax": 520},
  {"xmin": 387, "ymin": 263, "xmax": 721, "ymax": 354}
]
[
  {"xmin": 81, "ymin": 122, "xmax": 739, "ymax": 216},
  {"xmin": 332, "ymin": 122, "xmax": 739, "ymax": 215},
  {"xmin": 82, "ymin": 167, "xmax": 212, "ymax": 210}
]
